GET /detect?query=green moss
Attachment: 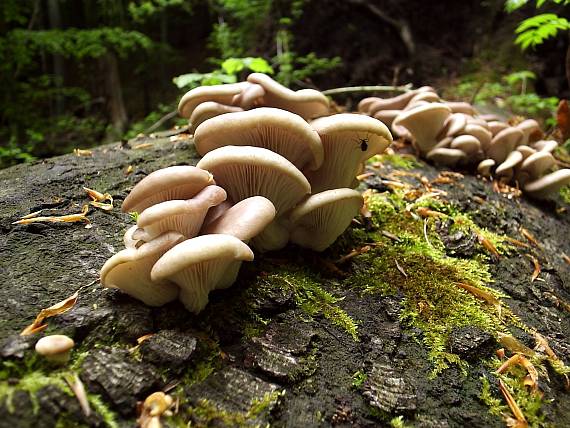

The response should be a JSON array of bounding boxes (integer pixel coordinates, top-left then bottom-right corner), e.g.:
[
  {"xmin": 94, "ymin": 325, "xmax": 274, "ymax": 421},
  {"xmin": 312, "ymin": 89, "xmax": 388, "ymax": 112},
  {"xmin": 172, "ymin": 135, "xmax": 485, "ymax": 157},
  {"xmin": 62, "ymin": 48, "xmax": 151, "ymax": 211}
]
[
  {"xmin": 351, "ymin": 370, "xmax": 367, "ymax": 389},
  {"xmin": 88, "ymin": 394, "xmax": 120, "ymax": 428},
  {"xmin": 560, "ymin": 186, "xmax": 570, "ymax": 204},
  {"xmin": 186, "ymin": 390, "xmax": 283, "ymax": 427},
  {"xmin": 346, "ymin": 190, "xmax": 523, "ymax": 376},
  {"xmin": 390, "ymin": 415, "xmax": 413, "ymax": 428},
  {"xmin": 368, "ymin": 154, "xmax": 421, "ymax": 170}
]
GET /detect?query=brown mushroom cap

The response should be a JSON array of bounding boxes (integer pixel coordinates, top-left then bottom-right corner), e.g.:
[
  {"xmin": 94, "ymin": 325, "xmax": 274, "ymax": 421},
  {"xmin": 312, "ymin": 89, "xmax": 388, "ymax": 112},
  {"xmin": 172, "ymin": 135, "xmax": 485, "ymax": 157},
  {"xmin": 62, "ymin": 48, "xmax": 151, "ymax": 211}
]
[
  {"xmin": 100, "ymin": 232, "xmax": 184, "ymax": 306},
  {"xmin": 151, "ymin": 234, "xmax": 254, "ymax": 313},
  {"xmin": 524, "ymin": 169, "xmax": 570, "ymax": 199},
  {"xmin": 201, "ymin": 196, "xmax": 276, "ymax": 242},
  {"xmin": 194, "ymin": 107, "xmax": 324, "ymax": 171},
  {"xmin": 196, "ymin": 146, "xmax": 311, "ymax": 215},
  {"xmin": 121, "ymin": 166, "xmax": 213, "ymax": 214},
  {"xmin": 373, "ymin": 109, "xmax": 401, "ymax": 127},
  {"xmin": 426, "ymin": 147, "xmax": 467, "ymax": 166},
  {"xmin": 178, "ymin": 82, "xmax": 248, "ymax": 118},
  {"xmin": 289, "ymin": 189, "xmax": 363, "ymax": 251},
  {"xmin": 189, "ymin": 102, "xmax": 243, "ymax": 133},
  {"xmin": 246, "ymin": 73, "xmax": 329, "ymax": 119},
  {"xmin": 134, "ymin": 185, "xmax": 227, "ymax": 241},
  {"xmin": 394, "ymin": 103, "xmax": 451, "ymax": 153},
  {"xmin": 306, "ymin": 113, "xmax": 392, "ymax": 193}
]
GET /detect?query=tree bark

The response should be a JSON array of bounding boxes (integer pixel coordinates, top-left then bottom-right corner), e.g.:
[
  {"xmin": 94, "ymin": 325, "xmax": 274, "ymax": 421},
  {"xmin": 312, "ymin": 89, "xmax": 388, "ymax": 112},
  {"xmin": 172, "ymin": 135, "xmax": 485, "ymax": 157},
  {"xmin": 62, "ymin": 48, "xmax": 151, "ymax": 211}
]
[
  {"xmin": 99, "ymin": 51, "xmax": 128, "ymax": 138},
  {"xmin": 47, "ymin": 0, "xmax": 65, "ymax": 115}
]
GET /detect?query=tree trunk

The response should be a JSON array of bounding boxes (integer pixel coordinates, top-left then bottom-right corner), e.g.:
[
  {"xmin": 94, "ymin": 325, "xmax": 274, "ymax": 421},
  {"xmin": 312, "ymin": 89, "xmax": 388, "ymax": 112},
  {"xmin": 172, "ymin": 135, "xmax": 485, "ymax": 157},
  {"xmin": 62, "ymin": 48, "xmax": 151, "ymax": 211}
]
[
  {"xmin": 47, "ymin": 0, "xmax": 65, "ymax": 116},
  {"xmin": 99, "ymin": 51, "xmax": 128, "ymax": 138}
]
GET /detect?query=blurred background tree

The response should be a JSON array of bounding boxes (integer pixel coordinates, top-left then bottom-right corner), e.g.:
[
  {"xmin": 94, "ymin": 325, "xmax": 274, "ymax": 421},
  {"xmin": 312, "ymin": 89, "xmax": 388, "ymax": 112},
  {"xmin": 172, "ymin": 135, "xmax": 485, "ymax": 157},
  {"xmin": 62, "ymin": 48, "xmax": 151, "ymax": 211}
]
[{"xmin": 0, "ymin": 0, "xmax": 567, "ymax": 168}]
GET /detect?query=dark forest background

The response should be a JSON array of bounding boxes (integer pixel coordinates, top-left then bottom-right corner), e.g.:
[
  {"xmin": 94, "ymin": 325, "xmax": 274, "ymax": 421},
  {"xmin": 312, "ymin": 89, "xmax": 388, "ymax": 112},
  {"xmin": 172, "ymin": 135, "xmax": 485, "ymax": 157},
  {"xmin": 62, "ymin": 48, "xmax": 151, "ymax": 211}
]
[{"xmin": 0, "ymin": 0, "xmax": 568, "ymax": 168}]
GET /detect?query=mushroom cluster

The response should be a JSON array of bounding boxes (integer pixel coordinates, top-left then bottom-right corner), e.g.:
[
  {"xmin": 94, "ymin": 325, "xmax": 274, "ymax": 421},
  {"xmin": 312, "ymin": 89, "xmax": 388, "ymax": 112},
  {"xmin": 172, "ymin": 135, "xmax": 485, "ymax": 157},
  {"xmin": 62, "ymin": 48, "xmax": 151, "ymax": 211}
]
[
  {"xmin": 359, "ymin": 89, "xmax": 570, "ymax": 198},
  {"xmin": 101, "ymin": 77, "xmax": 393, "ymax": 313}
]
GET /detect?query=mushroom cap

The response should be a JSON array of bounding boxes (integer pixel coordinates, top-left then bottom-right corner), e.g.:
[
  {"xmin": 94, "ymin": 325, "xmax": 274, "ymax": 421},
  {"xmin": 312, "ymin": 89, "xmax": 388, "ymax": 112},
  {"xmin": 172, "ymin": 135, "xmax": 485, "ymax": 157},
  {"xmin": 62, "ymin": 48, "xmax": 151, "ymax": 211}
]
[
  {"xmin": 123, "ymin": 225, "xmax": 141, "ymax": 249},
  {"xmin": 306, "ymin": 113, "xmax": 392, "ymax": 192},
  {"xmin": 438, "ymin": 113, "xmax": 468, "ymax": 139},
  {"xmin": 201, "ymin": 196, "xmax": 276, "ymax": 242},
  {"xmin": 151, "ymin": 234, "xmax": 254, "ymax": 313},
  {"xmin": 426, "ymin": 147, "xmax": 467, "ymax": 166},
  {"xmin": 487, "ymin": 121, "xmax": 509, "ymax": 136},
  {"xmin": 231, "ymin": 82, "xmax": 266, "ymax": 109},
  {"xmin": 520, "ymin": 151, "xmax": 556, "ymax": 180},
  {"xmin": 516, "ymin": 119, "xmax": 543, "ymax": 145},
  {"xmin": 486, "ymin": 127, "xmax": 524, "ymax": 163},
  {"xmin": 450, "ymin": 135, "xmax": 481, "ymax": 155},
  {"xmin": 524, "ymin": 169, "xmax": 570, "ymax": 199},
  {"xmin": 495, "ymin": 150, "xmax": 523, "ymax": 180},
  {"xmin": 461, "ymin": 124, "xmax": 492, "ymax": 150},
  {"xmin": 357, "ymin": 97, "xmax": 378, "ymax": 114},
  {"xmin": 121, "ymin": 166, "xmax": 213, "ymax": 214},
  {"xmin": 367, "ymin": 86, "xmax": 434, "ymax": 115},
  {"xmin": 289, "ymin": 188, "xmax": 363, "ymax": 251},
  {"xmin": 134, "ymin": 185, "xmax": 227, "ymax": 241},
  {"xmin": 444, "ymin": 101, "xmax": 476, "ymax": 115},
  {"xmin": 516, "ymin": 145, "xmax": 537, "ymax": 160},
  {"xmin": 395, "ymin": 103, "xmax": 451, "ymax": 153},
  {"xmin": 196, "ymin": 146, "xmax": 310, "ymax": 215},
  {"xmin": 35, "ymin": 335, "xmax": 74, "ymax": 356},
  {"xmin": 372, "ymin": 109, "xmax": 400, "ymax": 127},
  {"xmin": 533, "ymin": 140, "xmax": 558, "ymax": 153},
  {"xmin": 178, "ymin": 82, "xmax": 248, "ymax": 118},
  {"xmin": 194, "ymin": 107, "xmax": 324, "ymax": 170},
  {"xmin": 246, "ymin": 73, "xmax": 329, "ymax": 119},
  {"xmin": 189, "ymin": 102, "xmax": 243, "ymax": 133},
  {"xmin": 477, "ymin": 159, "xmax": 496, "ymax": 177},
  {"xmin": 100, "ymin": 231, "xmax": 184, "ymax": 306}
]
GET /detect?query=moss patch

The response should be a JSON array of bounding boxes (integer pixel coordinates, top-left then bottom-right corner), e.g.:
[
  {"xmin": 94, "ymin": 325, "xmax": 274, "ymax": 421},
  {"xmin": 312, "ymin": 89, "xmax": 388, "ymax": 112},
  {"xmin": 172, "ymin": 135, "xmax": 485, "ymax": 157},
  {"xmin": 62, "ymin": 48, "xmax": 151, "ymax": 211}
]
[{"xmin": 368, "ymin": 153, "xmax": 422, "ymax": 170}]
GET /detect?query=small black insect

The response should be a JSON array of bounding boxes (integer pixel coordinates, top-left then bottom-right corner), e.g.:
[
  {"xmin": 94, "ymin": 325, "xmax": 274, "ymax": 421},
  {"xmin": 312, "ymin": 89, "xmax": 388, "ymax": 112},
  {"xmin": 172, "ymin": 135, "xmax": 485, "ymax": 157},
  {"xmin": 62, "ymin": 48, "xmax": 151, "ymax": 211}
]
[{"xmin": 359, "ymin": 138, "xmax": 368, "ymax": 151}]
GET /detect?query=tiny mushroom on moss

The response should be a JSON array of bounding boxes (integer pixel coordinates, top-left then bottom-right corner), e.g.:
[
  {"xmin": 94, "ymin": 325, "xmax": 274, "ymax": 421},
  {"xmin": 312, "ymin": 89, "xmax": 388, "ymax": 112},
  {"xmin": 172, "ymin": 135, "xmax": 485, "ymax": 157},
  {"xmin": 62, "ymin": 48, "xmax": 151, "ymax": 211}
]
[
  {"xmin": 194, "ymin": 107, "xmax": 324, "ymax": 171},
  {"xmin": 100, "ymin": 232, "xmax": 185, "ymax": 306},
  {"xmin": 121, "ymin": 166, "xmax": 213, "ymax": 214},
  {"xmin": 289, "ymin": 188, "xmax": 363, "ymax": 251},
  {"xmin": 151, "ymin": 234, "xmax": 254, "ymax": 313},
  {"xmin": 307, "ymin": 113, "xmax": 392, "ymax": 193},
  {"xmin": 35, "ymin": 334, "xmax": 75, "ymax": 364}
]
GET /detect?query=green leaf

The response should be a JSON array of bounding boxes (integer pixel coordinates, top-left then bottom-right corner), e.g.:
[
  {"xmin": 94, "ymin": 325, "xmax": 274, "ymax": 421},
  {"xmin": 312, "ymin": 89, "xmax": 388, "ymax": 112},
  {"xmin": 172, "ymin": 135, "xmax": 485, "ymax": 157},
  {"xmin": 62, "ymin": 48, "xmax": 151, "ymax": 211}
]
[
  {"xmin": 505, "ymin": 0, "xmax": 529, "ymax": 12},
  {"xmin": 221, "ymin": 58, "xmax": 245, "ymax": 75},
  {"xmin": 247, "ymin": 57, "xmax": 274, "ymax": 74}
]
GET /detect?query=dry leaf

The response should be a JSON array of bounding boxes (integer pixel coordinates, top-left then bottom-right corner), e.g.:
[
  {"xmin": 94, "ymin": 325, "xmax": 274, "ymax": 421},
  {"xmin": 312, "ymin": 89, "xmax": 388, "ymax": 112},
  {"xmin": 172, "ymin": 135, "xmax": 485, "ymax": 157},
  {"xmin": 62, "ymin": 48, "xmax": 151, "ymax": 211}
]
[
  {"xmin": 497, "ymin": 333, "xmax": 536, "ymax": 358},
  {"xmin": 13, "ymin": 205, "xmax": 90, "ymax": 225},
  {"xmin": 74, "ymin": 148, "xmax": 93, "ymax": 157},
  {"xmin": 476, "ymin": 233, "xmax": 500, "ymax": 259},
  {"xmin": 499, "ymin": 379, "xmax": 528, "ymax": 427},
  {"xmin": 416, "ymin": 207, "xmax": 446, "ymax": 218},
  {"xmin": 456, "ymin": 282, "xmax": 501, "ymax": 316},
  {"xmin": 395, "ymin": 259, "xmax": 408, "ymax": 278},
  {"xmin": 528, "ymin": 255, "xmax": 541, "ymax": 282},
  {"xmin": 557, "ymin": 99, "xmax": 570, "ymax": 140},
  {"xmin": 21, "ymin": 291, "xmax": 79, "ymax": 335},
  {"xmin": 520, "ymin": 227, "xmax": 542, "ymax": 249},
  {"xmin": 134, "ymin": 143, "xmax": 153, "ymax": 150}
]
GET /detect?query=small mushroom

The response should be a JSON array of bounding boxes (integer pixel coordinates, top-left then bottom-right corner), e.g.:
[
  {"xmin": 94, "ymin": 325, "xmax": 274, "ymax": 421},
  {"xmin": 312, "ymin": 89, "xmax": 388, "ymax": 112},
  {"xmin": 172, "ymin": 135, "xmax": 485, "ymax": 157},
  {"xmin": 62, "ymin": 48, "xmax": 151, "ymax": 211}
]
[
  {"xmin": 124, "ymin": 225, "xmax": 142, "ymax": 249},
  {"xmin": 437, "ymin": 113, "xmax": 468, "ymax": 139},
  {"xmin": 450, "ymin": 135, "xmax": 481, "ymax": 155},
  {"xmin": 461, "ymin": 124, "xmax": 492, "ymax": 150},
  {"xmin": 477, "ymin": 159, "xmax": 496, "ymax": 177},
  {"xmin": 486, "ymin": 127, "xmax": 524, "ymax": 164},
  {"xmin": 495, "ymin": 150, "xmax": 524, "ymax": 182},
  {"xmin": 194, "ymin": 107, "xmax": 324, "ymax": 171},
  {"xmin": 516, "ymin": 119, "xmax": 543, "ymax": 146},
  {"xmin": 35, "ymin": 335, "xmax": 75, "ymax": 364},
  {"xmin": 516, "ymin": 145, "xmax": 537, "ymax": 160},
  {"xmin": 532, "ymin": 140, "xmax": 558, "ymax": 153},
  {"xmin": 357, "ymin": 97, "xmax": 379, "ymax": 114},
  {"xmin": 196, "ymin": 146, "xmax": 310, "ymax": 215},
  {"xmin": 151, "ymin": 234, "xmax": 254, "ymax": 313},
  {"xmin": 518, "ymin": 151, "xmax": 556, "ymax": 185},
  {"xmin": 394, "ymin": 103, "xmax": 451, "ymax": 153},
  {"xmin": 246, "ymin": 73, "xmax": 329, "ymax": 119},
  {"xmin": 306, "ymin": 113, "xmax": 392, "ymax": 192},
  {"xmin": 426, "ymin": 147, "xmax": 467, "ymax": 166},
  {"xmin": 100, "ymin": 232, "xmax": 185, "ymax": 306},
  {"xmin": 121, "ymin": 166, "xmax": 213, "ymax": 214},
  {"xmin": 289, "ymin": 189, "xmax": 363, "ymax": 251},
  {"xmin": 366, "ymin": 86, "xmax": 434, "ymax": 115},
  {"xmin": 134, "ymin": 185, "xmax": 227, "ymax": 241},
  {"xmin": 487, "ymin": 121, "xmax": 509, "ymax": 136},
  {"xmin": 189, "ymin": 102, "xmax": 243, "ymax": 133},
  {"xmin": 178, "ymin": 82, "xmax": 248, "ymax": 118},
  {"xmin": 373, "ymin": 109, "xmax": 401, "ymax": 127},
  {"xmin": 524, "ymin": 169, "xmax": 570, "ymax": 199}
]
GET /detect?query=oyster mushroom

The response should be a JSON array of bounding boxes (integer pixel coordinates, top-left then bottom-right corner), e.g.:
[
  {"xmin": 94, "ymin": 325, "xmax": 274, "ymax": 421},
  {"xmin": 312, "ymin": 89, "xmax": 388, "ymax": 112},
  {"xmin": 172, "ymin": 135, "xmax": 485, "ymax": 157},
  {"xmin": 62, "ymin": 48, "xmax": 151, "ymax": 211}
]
[
  {"xmin": 121, "ymin": 166, "xmax": 213, "ymax": 214},
  {"xmin": 100, "ymin": 232, "xmax": 185, "ymax": 306},
  {"xmin": 486, "ymin": 127, "xmax": 524, "ymax": 164},
  {"xmin": 477, "ymin": 159, "xmax": 496, "ymax": 177},
  {"xmin": 151, "ymin": 234, "xmax": 254, "ymax": 313},
  {"xmin": 495, "ymin": 150, "xmax": 524, "ymax": 182},
  {"xmin": 426, "ymin": 147, "xmax": 467, "ymax": 167},
  {"xmin": 524, "ymin": 169, "xmax": 570, "ymax": 199},
  {"xmin": 393, "ymin": 103, "xmax": 451, "ymax": 154},
  {"xmin": 178, "ymin": 82, "xmax": 249, "ymax": 118},
  {"xmin": 189, "ymin": 102, "xmax": 243, "ymax": 133}
]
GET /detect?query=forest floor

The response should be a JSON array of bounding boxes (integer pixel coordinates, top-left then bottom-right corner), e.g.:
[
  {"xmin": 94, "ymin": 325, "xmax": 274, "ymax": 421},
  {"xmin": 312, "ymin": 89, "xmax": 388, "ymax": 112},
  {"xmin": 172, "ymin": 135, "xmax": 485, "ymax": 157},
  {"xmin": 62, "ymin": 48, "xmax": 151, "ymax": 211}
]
[{"xmin": 0, "ymin": 130, "xmax": 569, "ymax": 427}]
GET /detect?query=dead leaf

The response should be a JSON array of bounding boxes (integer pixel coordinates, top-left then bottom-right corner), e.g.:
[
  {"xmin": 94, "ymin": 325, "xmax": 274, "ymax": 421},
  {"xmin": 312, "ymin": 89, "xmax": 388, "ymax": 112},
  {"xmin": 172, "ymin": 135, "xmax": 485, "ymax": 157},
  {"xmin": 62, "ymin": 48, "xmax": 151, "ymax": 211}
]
[
  {"xmin": 528, "ymin": 255, "xmax": 541, "ymax": 282},
  {"xmin": 133, "ymin": 143, "xmax": 153, "ymax": 150},
  {"xmin": 74, "ymin": 148, "xmax": 93, "ymax": 157},
  {"xmin": 499, "ymin": 379, "xmax": 528, "ymax": 427},
  {"xmin": 21, "ymin": 291, "xmax": 79, "ymax": 335},
  {"xmin": 497, "ymin": 333, "xmax": 536, "ymax": 358},
  {"xmin": 416, "ymin": 207, "xmax": 446, "ymax": 218},
  {"xmin": 13, "ymin": 205, "xmax": 90, "ymax": 225},
  {"xmin": 520, "ymin": 227, "xmax": 541, "ymax": 249},
  {"xmin": 456, "ymin": 282, "xmax": 501, "ymax": 316},
  {"xmin": 126, "ymin": 165, "xmax": 134, "ymax": 175},
  {"xmin": 476, "ymin": 233, "xmax": 500, "ymax": 259},
  {"xmin": 557, "ymin": 99, "xmax": 570, "ymax": 140},
  {"xmin": 395, "ymin": 259, "xmax": 408, "ymax": 278},
  {"xmin": 563, "ymin": 253, "xmax": 570, "ymax": 265}
]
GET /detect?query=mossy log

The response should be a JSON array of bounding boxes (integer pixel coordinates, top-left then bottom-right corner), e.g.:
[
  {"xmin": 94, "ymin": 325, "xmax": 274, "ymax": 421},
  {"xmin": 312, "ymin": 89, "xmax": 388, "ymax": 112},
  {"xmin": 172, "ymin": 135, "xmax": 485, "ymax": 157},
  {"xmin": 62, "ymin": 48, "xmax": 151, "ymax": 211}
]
[{"xmin": 0, "ymin": 133, "xmax": 569, "ymax": 427}]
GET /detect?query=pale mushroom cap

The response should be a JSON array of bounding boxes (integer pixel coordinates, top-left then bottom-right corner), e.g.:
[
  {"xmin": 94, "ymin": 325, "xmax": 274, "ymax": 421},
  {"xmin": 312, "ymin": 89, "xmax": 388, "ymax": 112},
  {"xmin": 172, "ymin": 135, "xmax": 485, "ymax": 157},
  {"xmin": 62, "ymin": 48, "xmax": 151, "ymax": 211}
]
[
  {"xmin": 433, "ymin": 137, "xmax": 453, "ymax": 150},
  {"xmin": 524, "ymin": 169, "xmax": 570, "ymax": 198},
  {"xmin": 477, "ymin": 159, "xmax": 496, "ymax": 177},
  {"xmin": 358, "ymin": 97, "xmax": 378, "ymax": 114},
  {"xmin": 520, "ymin": 151, "xmax": 556, "ymax": 180},
  {"xmin": 289, "ymin": 188, "xmax": 363, "ymax": 251},
  {"xmin": 134, "ymin": 185, "xmax": 227, "ymax": 241},
  {"xmin": 246, "ymin": 73, "xmax": 329, "ymax": 119},
  {"xmin": 123, "ymin": 225, "xmax": 141, "ymax": 249},
  {"xmin": 201, "ymin": 196, "xmax": 276, "ymax": 242},
  {"xmin": 462, "ymin": 124, "xmax": 492, "ymax": 150},
  {"xmin": 194, "ymin": 107, "xmax": 324, "ymax": 170},
  {"xmin": 516, "ymin": 145, "xmax": 537, "ymax": 160},
  {"xmin": 307, "ymin": 113, "xmax": 392, "ymax": 193},
  {"xmin": 35, "ymin": 335, "xmax": 74, "ymax": 356},
  {"xmin": 189, "ymin": 102, "xmax": 243, "ymax": 133},
  {"xmin": 495, "ymin": 150, "xmax": 523, "ymax": 178},
  {"xmin": 150, "ymin": 234, "xmax": 254, "ymax": 313},
  {"xmin": 395, "ymin": 103, "xmax": 451, "ymax": 153},
  {"xmin": 100, "ymin": 231, "xmax": 184, "ymax": 306},
  {"xmin": 373, "ymin": 109, "xmax": 400, "ymax": 127},
  {"xmin": 486, "ymin": 127, "xmax": 524, "ymax": 163},
  {"xmin": 121, "ymin": 166, "xmax": 213, "ymax": 214},
  {"xmin": 533, "ymin": 140, "xmax": 558, "ymax": 153},
  {"xmin": 516, "ymin": 119, "xmax": 543, "ymax": 145},
  {"xmin": 444, "ymin": 101, "xmax": 476, "ymax": 115},
  {"xmin": 367, "ymin": 87, "xmax": 435, "ymax": 115},
  {"xmin": 450, "ymin": 135, "xmax": 481, "ymax": 155},
  {"xmin": 196, "ymin": 146, "xmax": 311, "ymax": 214},
  {"xmin": 488, "ymin": 121, "xmax": 509, "ymax": 136},
  {"xmin": 231, "ymin": 82, "xmax": 266, "ymax": 109},
  {"xmin": 438, "ymin": 113, "xmax": 468, "ymax": 139},
  {"xmin": 426, "ymin": 147, "xmax": 467, "ymax": 166},
  {"xmin": 178, "ymin": 82, "xmax": 248, "ymax": 118}
]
